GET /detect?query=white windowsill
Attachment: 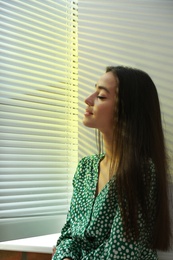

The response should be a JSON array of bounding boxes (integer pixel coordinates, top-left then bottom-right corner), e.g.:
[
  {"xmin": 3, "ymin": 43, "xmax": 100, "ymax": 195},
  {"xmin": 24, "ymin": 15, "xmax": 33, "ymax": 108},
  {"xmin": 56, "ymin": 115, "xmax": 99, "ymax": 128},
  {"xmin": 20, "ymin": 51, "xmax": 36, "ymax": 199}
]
[
  {"xmin": 0, "ymin": 233, "xmax": 60, "ymax": 254},
  {"xmin": 0, "ymin": 233, "xmax": 172, "ymax": 260}
]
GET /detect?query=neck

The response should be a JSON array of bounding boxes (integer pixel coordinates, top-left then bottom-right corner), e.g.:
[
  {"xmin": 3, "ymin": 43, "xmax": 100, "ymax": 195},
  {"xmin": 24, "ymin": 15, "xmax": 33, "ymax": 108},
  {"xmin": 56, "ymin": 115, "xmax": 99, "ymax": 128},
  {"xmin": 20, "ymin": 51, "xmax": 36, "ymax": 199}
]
[
  {"xmin": 102, "ymin": 133, "xmax": 113, "ymax": 164},
  {"xmin": 101, "ymin": 132, "xmax": 119, "ymax": 176}
]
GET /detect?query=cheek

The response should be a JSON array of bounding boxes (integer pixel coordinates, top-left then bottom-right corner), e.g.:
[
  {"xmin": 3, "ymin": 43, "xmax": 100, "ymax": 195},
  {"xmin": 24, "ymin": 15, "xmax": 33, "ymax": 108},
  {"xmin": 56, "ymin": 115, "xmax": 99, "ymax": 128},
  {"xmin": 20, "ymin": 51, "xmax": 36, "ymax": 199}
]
[
  {"xmin": 94, "ymin": 105, "xmax": 106, "ymax": 115},
  {"xmin": 106, "ymin": 104, "xmax": 115, "ymax": 123},
  {"xmin": 95, "ymin": 103, "xmax": 115, "ymax": 118}
]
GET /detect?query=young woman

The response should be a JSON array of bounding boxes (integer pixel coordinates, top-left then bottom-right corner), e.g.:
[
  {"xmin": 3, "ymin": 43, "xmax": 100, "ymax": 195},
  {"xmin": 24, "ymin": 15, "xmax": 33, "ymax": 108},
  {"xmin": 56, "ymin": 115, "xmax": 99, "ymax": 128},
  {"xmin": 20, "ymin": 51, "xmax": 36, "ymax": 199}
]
[{"xmin": 52, "ymin": 66, "xmax": 171, "ymax": 260}]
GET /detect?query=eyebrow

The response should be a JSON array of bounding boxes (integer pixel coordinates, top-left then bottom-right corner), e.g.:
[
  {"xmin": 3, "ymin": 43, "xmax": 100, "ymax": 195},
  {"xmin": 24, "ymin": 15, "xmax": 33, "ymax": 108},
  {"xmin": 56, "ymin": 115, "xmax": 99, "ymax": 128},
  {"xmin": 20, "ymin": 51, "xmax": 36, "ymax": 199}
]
[{"xmin": 95, "ymin": 84, "xmax": 110, "ymax": 93}]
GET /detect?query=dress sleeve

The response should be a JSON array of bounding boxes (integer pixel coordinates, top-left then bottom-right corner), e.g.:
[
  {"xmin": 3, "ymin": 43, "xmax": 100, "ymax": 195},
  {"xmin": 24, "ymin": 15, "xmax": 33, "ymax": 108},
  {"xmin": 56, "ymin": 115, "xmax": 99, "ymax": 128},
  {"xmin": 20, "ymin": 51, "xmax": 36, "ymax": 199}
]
[
  {"xmin": 52, "ymin": 210, "xmax": 81, "ymax": 260},
  {"xmin": 52, "ymin": 157, "xmax": 87, "ymax": 260}
]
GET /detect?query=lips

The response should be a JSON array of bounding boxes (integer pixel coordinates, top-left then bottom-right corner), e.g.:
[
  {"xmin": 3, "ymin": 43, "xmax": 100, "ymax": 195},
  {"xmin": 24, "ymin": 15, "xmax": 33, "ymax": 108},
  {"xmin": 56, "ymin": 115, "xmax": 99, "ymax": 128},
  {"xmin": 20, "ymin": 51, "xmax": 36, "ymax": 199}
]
[{"xmin": 84, "ymin": 108, "xmax": 93, "ymax": 116}]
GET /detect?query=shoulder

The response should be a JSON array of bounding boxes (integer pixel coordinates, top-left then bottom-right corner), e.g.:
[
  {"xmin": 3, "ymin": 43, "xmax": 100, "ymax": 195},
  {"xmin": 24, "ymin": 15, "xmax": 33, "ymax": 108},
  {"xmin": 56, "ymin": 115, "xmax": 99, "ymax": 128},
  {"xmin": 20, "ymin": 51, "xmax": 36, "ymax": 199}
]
[
  {"xmin": 142, "ymin": 158, "xmax": 157, "ymax": 199},
  {"xmin": 73, "ymin": 154, "xmax": 103, "ymax": 185},
  {"xmin": 143, "ymin": 158, "xmax": 157, "ymax": 181},
  {"xmin": 77, "ymin": 154, "xmax": 102, "ymax": 168}
]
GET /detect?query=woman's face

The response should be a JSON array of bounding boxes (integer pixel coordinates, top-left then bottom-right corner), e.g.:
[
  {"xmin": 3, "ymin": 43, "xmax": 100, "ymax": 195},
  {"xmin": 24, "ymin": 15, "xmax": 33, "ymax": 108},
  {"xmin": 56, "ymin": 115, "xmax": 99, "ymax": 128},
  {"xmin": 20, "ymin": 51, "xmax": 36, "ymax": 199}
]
[{"xmin": 83, "ymin": 71, "xmax": 118, "ymax": 135}]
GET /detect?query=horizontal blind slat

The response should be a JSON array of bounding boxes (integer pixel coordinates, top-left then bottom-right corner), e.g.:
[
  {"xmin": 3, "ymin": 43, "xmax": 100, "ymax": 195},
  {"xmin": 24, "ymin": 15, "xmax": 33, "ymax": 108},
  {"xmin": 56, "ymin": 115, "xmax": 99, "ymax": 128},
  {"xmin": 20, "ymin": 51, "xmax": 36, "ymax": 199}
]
[{"xmin": 0, "ymin": 0, "xmax": 78, "ymax": 240}]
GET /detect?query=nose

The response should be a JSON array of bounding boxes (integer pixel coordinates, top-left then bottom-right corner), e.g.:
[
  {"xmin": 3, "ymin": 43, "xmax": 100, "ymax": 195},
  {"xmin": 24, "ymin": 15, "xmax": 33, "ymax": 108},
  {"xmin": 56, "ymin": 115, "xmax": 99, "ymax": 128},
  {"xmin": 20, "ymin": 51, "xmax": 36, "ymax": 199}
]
[{"xmin": 85, "ymin": 94, "xmax": 94, "ymax": 106}]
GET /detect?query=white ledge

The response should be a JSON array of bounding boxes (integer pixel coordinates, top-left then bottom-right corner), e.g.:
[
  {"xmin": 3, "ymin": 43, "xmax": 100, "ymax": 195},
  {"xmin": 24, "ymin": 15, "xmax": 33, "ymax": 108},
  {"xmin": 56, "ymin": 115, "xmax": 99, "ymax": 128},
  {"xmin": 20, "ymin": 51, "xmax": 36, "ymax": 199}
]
[{"xmin": 0, "ymin": 233, "xmax": 60, "ymax": 254}]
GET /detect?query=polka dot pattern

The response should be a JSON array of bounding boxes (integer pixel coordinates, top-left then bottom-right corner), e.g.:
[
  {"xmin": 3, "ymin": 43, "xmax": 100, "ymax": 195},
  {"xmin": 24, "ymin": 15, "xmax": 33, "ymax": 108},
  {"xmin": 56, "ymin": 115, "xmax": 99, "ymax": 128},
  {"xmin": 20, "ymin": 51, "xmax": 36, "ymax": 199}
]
[{"xmin": 52, "ymin": 154, "xmax": 158, "ymax": 260}]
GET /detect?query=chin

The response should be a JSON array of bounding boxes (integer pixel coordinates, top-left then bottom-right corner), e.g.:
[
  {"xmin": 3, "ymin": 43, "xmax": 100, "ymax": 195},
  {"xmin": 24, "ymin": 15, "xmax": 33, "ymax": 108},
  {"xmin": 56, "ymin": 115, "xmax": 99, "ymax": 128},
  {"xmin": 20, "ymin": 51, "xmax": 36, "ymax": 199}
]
[{"xmin": 83, "ymin": 119, "xmax": 94, "ymax": 128}]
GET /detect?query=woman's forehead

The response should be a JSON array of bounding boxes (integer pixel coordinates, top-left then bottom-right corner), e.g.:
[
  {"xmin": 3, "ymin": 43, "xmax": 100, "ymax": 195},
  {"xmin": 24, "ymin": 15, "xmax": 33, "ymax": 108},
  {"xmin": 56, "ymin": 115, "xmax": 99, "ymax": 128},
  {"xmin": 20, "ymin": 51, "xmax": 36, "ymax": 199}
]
[{"xmin": 97, "ymin": 72, "xmax": 118, "ymax": 90}]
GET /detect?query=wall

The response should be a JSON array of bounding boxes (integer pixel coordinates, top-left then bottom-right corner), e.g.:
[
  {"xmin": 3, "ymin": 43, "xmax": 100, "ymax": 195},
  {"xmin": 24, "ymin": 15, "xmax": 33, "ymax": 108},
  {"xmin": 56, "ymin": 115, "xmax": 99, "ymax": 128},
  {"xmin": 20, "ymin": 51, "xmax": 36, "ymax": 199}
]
[{"xmin": 78, "ymin": 0, "xmax": 173, "ymax": 171}]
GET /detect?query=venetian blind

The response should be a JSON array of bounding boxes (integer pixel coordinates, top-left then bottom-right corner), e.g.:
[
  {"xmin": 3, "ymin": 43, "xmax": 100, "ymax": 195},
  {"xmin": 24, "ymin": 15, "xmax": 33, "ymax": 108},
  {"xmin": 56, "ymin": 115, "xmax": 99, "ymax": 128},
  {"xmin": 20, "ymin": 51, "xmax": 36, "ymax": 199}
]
[{"xmin": 0, "ymin": 0, "xmax": 78, "ymax": 241}]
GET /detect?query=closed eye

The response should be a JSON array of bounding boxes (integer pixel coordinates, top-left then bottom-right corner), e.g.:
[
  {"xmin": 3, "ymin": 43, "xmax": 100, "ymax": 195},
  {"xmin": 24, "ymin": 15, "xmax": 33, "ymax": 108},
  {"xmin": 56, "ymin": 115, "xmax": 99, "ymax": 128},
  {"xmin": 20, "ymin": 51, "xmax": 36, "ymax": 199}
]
[{"xmin": 97, "ymin": 96, "xmax": 106, "ymax": 99}]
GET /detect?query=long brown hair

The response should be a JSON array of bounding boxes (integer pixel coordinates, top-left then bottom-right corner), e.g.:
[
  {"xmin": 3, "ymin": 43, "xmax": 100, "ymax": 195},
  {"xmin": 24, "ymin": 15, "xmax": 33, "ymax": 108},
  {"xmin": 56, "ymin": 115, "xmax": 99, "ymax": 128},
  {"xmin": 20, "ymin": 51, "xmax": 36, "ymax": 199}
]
[{"xmin": 98, "ymin": 66, "xmax": 171, "ymax": 250}]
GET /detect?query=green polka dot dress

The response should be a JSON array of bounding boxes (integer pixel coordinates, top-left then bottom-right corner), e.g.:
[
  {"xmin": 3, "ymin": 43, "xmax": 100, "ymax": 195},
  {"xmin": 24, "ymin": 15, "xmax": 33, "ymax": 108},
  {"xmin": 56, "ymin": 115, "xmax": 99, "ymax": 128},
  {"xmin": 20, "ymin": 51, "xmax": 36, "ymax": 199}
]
[{"xmin": 53, "ymin": 154, "xmax": 158, "ymax": 260}]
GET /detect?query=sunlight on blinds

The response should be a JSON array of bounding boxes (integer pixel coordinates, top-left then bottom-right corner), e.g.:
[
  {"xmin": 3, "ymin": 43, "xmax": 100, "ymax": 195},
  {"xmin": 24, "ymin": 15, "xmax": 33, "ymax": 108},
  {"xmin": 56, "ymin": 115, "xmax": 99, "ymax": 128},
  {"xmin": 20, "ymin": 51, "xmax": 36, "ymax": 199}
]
[
  {"xmin": 0, "ymin": 0, "xmax": 78, "ymax": 241},
  {"xmin": 78, "ymin": 0, "xmax": 173, "ymax": 177}
]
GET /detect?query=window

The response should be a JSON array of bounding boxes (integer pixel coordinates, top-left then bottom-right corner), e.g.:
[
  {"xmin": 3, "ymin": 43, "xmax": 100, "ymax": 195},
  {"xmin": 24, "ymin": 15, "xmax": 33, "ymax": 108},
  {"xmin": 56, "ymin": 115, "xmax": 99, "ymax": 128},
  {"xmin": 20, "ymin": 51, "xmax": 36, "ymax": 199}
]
[{"xmin": 0, "ymin": 0, "xmax": 78, "ymax": 241}]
